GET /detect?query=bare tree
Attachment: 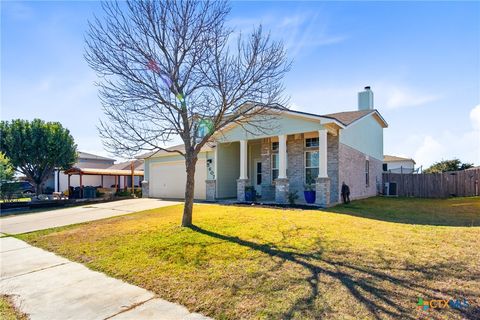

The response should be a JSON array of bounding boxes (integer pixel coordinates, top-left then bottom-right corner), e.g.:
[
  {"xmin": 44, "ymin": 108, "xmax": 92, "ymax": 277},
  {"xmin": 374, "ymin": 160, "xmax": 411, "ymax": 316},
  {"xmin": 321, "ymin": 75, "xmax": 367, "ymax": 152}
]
[{"xmin": 85, "ymin": 0, "xmax": 290, "ymax": 227}]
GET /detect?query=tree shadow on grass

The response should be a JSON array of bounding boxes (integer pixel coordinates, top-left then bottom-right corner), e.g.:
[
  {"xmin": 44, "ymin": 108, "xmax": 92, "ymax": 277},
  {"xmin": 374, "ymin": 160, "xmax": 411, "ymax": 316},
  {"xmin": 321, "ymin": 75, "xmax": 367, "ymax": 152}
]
[{"xmin": 189, "ymin": 225, "xmax": 479, "ymax": 319}]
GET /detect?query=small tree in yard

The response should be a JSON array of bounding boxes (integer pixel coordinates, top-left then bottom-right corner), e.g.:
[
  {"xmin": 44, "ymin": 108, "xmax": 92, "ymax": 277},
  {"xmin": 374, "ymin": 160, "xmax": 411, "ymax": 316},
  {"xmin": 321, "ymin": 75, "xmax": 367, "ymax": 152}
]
[
  {"xmin": 0, "ymin": 119, "xmax": 77, "ymax": 195},
  {"xmin": 0, "ymin": 152, "xmax": 15, "ymax": 183},
  {"xmin": 86, "ymin": 0, "xmax": 290, "ymax": 227},
  {"xmin": 0, "ymin": 152, "xmax": 17, "ymax": 201},
  {"xmin": 424, "ymin": 159, "xmax": 474, "ymax": 174}
]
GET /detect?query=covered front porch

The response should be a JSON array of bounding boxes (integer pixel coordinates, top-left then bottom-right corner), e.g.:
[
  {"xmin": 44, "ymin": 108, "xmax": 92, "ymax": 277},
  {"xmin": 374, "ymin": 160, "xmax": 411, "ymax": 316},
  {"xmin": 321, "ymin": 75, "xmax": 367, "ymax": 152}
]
[{"xmin": 207, "ymin": 128, "xmax": 339, "ymax": 207}]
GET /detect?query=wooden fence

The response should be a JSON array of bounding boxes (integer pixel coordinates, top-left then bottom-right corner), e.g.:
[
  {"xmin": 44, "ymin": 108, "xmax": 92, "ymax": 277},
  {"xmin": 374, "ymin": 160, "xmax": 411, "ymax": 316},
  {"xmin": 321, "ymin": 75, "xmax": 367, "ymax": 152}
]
[{"xmin": 382, "ymin": 168, "xmax": 480, "ymax": 198}]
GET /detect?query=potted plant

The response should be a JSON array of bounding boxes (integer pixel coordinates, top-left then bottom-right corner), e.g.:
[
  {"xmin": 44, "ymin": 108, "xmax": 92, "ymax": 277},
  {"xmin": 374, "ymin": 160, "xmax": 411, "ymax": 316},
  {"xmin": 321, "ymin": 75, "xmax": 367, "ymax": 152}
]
[
  {"xmin": 244, "ymin": 186, "xmax": 256, "ymax": 202},
  {"xmin": 304, "ymin": 184, "xmax": 316, "ymax": 204}
]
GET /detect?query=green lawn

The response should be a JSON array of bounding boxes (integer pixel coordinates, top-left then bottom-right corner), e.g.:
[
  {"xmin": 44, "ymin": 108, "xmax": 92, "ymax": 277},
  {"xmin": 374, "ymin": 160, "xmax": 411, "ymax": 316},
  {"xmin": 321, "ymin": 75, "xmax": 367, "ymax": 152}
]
[
  {"xmin": 19, "ymin": 197, "xmax": 480, "ymax": 319},
  {"xmin": 326, "ymin": 196, "xmax": 480, "ymax": 226}
]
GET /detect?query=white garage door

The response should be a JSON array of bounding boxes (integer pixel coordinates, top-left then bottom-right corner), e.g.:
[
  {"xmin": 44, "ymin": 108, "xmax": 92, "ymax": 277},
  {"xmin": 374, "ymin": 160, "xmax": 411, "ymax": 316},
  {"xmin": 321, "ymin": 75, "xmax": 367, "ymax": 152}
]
[{"xmin": 149, "ymin": 159, "xmax": 206, "ymax": 200}]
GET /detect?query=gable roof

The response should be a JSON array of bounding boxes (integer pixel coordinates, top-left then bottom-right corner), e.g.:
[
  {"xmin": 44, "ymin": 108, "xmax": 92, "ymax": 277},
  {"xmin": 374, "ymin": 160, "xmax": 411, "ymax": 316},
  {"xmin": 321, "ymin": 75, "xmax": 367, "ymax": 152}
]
[
  {"xmin": 323, "ymin": 109, "xmax": 388, "ymax": 128},
  {"xmin": 78, "ymin": 151, "xmax": 115, "ymax": 162},
  {"xmin": 137, "ymin": 105, "xmax": 388, "ymax": 159},
  {"xmin": 384, "ymin": 155, "xmax": 416, "ymax": 164},
  {"xmin": 107, "ymin": 160, "xmax": 144, "ymax": 171},
  {"xmin": 138, "ymin": 143, "xmax": 213, "ymax": 159},
  {"xmin": 324, "ymin": 110, "xmax": 373, "ymax": 126}
]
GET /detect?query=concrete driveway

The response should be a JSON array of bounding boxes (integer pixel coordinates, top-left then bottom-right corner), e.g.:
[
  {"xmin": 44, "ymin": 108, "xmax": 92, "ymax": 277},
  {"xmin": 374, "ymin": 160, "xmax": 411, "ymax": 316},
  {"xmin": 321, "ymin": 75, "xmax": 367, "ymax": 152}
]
[{"xmin": 0, "ymin": 198, "xmax": 180, "ymax": 235}]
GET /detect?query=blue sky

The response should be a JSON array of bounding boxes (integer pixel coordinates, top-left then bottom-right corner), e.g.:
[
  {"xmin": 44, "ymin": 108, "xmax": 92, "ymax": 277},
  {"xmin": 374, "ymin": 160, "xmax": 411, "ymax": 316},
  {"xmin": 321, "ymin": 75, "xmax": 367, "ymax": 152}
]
[{"xmin": 2, "ymin": 1, "xmax": 479, "ymax": 168}]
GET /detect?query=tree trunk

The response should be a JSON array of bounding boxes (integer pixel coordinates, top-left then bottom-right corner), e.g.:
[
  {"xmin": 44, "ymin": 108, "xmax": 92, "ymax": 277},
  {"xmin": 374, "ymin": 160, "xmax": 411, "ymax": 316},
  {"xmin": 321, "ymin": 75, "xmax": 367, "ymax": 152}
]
[
  {"xmin": 34, "ymin": 182, "xmax": 42, "ymax": 196},
  {"xmin": 182, "ymin": 155, "xmax": 197, "ymax": 227}
]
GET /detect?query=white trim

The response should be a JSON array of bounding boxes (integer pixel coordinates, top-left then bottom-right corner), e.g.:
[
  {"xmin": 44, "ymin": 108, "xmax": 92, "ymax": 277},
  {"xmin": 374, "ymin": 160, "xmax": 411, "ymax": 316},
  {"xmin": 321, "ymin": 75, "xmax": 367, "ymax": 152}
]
[
  {"xmin": 304, "ymin": 150, "xmax": 320, "ymax": 184},
  {"xmin": 304, "ymin": 136, "xmax": 320, "ymax": 148},
  {"xmin": 278, "ymin": 134, "xmax": 287, "ymax": 179},
  {"xmin": 318, "ymin": 129, "xmax": 328, "ymax": 178},
  {"xmin": 240, "ymin": 140, "xmax": 248, "ymax": 179},
  {"xmin": 214, "ymin": 145, "xmax": 218, "ymax": 196},
  {"xmin": 347, "ymin": 110, "xmax": 388, "ymax": 128}
]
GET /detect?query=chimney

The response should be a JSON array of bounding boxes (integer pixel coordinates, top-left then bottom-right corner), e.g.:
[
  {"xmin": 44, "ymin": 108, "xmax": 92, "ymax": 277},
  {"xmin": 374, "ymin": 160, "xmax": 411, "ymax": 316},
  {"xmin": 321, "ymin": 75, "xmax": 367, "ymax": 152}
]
[{"xmin": 358, "ymin": 86, "xmax": 374, "ymax": 110}]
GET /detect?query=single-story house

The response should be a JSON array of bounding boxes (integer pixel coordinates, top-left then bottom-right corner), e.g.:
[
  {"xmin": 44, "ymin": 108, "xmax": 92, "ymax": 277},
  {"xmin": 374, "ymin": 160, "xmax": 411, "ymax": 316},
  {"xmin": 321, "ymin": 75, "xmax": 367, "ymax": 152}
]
[
  {"xmin": 383, "ymin": 155, "xmax": 416, "ymax": 173},
  {"xmin": 140, "ymin": 86, "xmax": 388, "ymax": 206}
]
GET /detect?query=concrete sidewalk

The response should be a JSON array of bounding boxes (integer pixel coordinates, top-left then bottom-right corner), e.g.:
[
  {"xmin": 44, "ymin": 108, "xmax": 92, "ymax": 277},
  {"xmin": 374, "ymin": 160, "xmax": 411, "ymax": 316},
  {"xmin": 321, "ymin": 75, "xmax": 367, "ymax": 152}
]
[
  {"xmin": 0, "ymin": 198, "xmax": 180, "ymax": 235},
  {"xmin": 0, "ymin": 237, "xmax": 211, "ymax": 320}
]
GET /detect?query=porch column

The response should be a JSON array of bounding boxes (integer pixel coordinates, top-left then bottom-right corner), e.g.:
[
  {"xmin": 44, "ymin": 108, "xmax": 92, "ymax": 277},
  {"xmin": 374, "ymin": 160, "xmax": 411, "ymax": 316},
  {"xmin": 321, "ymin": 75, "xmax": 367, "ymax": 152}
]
[
  {"xmin": 240, "ymin": 140, "xmax": 248, "ymax": 179},
  {"xmin": 318, "ymin": 129, "xmax": 328, "ymax": 178},
  {"xmin": 54, "ymin": 170, "xmax": 59, "ymax": 192},
  {"xmin": 275, "ymin": 134, "xmax": 289, "ymax": 203},
  {"xmin": 316, "ymin": 129, "xmax": 330, "ymax": 207},
  {"xmin": 80, "ymin": 174, "xmax": 83, "ymax": 198},
  {"xmin": 237, "ymin": 140, "xmax": 249, "ymax": 202},
  {"xmin": 206, "ymin": 144, "xmax": 218, "ymax": 202},
  {"xmin": 278, "ymin": 134, "xmax": 287, "ymax": 179}
]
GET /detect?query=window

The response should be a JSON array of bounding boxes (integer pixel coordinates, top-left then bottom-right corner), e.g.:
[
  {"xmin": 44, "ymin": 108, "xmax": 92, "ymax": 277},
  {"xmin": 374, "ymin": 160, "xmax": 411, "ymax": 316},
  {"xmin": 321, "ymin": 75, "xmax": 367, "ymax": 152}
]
[
  {"xmin": 272, "ymin": 154, "xmax": 279, "ymax": 181},
  {"xmin": 305, "ymin": 137, "xmax": 319, "ymax": 148},
  {"xmin": 256, "ymin": 162, "xmax": 262, "ymax": 185},
  {"xmin": 365, "ymin": 160, "xmax": 370, "ymax": 186},
  {"xmin": 272, "ymin": 142, "xmax": 279, "ymax": 152},
  {"xmin": 305, "ymin": 151, "xmax": 319, "ymax": 184},
  {"xmin": 382, "ymin": 163, "xmax": 388, "ymax": 172}
]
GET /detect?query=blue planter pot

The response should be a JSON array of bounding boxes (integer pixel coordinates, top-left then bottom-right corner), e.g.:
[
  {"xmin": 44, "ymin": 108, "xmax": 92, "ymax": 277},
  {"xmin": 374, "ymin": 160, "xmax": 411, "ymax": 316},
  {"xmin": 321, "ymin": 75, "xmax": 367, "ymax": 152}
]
[
  {"xmin": 304, "ymin": 190, "xmax": 316, "ymax": 204},
  {"xmin": 245, "ymin": 190, "xmax": 256, "ymax": 202}
]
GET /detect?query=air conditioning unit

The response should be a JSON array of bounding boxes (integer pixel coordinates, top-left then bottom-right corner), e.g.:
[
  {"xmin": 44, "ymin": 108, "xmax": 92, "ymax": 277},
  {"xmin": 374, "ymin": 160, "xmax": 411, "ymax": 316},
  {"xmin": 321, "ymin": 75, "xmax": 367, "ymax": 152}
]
[{"xmin": 384, "ymin": 182, "xmax": 397, "ymax": 196}]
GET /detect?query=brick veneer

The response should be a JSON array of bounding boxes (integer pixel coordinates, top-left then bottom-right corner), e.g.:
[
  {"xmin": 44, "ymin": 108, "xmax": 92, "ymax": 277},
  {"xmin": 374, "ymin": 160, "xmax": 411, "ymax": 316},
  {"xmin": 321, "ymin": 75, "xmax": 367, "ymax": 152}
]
[{"xmin": 338, "ymin": 143, "xmax": 382, "ymax": 201}]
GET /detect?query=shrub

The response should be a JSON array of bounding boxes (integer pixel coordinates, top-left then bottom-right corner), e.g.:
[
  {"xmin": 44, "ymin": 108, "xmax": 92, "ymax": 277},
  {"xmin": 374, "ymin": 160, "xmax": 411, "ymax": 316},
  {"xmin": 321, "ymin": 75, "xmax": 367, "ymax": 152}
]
[{"xmin": 288, "ymin": 190, "xmax": 299, "ymax": 205}]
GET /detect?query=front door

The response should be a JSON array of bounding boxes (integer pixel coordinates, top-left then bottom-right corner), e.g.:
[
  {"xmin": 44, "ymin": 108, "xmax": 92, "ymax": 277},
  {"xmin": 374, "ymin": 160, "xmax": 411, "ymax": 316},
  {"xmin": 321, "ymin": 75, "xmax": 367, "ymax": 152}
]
[{"xmin": 254, "ymin": 160, "xmax": 262, "ymax": 196}]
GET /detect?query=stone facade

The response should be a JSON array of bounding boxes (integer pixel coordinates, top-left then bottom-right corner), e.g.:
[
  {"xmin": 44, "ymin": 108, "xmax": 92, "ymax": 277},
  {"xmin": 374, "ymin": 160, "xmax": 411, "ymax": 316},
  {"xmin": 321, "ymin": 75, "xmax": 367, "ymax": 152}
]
[
  {"xmin": 286, "ymin": 135, "xmax": 304, "ymax": 196},
  {"xmin": 214, "ymin": 133, "xmax": 382, "ymax": 205},
  {"xmin": 338, "ymin": 143, "xmax": 382, "ymax": 201},
  {"xmin": 237, "ymin": 178, "xmax": 249, "ymax": 202},
  {"xmin": 315, "ymin": 177, "xmax": 330, "ymax": 207},
  {"xmin": 260, "ymin": 140, "xmax": 275, "ymax": 200},
  {"xmin": 205, "ymin": 179, "xmax": 216, "ymax": 201},
  {"xmin": 141, "ymin": 180, "xmax": 149, "ymax": 198},
  {"xmin": 258, "ymin": 134, "xmax": 339, "ymax": 204},
  {"xmin": 275, "ymin": 178, "xmax": 289, "ymax": 203},
  {"xmin": 327, "ymin": 134, "xmax": 339, "ymax": 204}
]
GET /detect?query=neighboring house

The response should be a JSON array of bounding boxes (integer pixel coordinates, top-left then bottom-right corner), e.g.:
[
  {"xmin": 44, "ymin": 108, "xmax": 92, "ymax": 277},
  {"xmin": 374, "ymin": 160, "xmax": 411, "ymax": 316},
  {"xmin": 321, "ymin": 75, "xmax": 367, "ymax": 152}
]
[
  {"xmin": 106, "ymin": 160, "xmax": 144, "ymax": 188},
  {"xmin": 383, "ymin": 155, "xmax": 416, "ymax": 173},
  {"xmin": 140, "ymin": 87, "xmax": 388, "ymax": 206},
  {"xmin": 45, "ymin": 152, "xmax": 116, "ymax": 192}
]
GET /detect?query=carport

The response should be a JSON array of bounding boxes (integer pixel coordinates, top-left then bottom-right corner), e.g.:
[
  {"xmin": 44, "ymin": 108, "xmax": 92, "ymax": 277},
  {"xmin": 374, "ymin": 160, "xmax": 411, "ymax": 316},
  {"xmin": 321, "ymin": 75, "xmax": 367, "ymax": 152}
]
[{"xmin": 64, "ymin": 166, "xmax": 144, "ymax": 198}]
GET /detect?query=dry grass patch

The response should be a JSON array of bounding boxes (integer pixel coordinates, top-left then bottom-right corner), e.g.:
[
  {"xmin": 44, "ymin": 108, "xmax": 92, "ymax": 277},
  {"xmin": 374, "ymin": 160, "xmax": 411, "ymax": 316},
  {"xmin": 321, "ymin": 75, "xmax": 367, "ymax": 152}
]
[
  {"xmin": 19, "ymin": 197, "xmax": 480, "ymax": 319},
  {"xmin": 0, "ymin": 295, "xmax": 28, "ymax": 320}
]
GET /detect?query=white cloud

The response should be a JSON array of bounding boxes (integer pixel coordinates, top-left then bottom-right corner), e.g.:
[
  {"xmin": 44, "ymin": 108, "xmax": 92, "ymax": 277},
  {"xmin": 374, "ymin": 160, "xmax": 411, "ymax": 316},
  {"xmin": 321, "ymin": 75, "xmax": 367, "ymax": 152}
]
[
  {"xmin": 470, "ymin": 104, "xmax": 480, "ymax": 129},
  {"xmin": 289, "ymin": 81, "xmax": 441, "ymax": 113},
  {"xmin": 228, "ymin": 11, "xmax": 346, "ymax": 60},
  {"xmin": 374, "ymin": 84, "xmax": 440, "ymax": 109},
  {"xmin": 402, "ymin": 105, "xmax": 480, "ymax": 168}
]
